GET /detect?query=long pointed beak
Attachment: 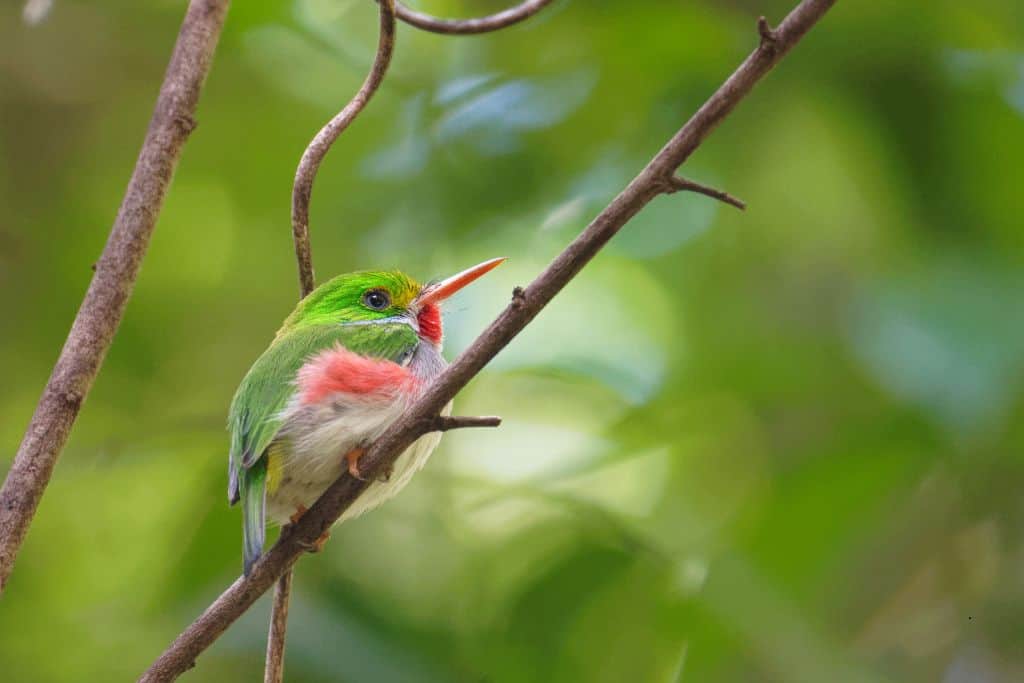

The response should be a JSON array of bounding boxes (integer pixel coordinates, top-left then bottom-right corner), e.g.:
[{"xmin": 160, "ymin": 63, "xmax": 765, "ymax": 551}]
[{"xmin": 417, "ymin": 257, "xmax": 506, "ymax": 306}]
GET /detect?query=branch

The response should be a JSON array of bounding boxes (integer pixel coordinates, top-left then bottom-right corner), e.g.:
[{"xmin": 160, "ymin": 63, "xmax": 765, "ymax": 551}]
[
  {"xmin": 270, "ymin": 2, "xmax": 398, "ymax": 677},
  {"xmin": 263, "ymin": 570, "xmax": 292, "ymax": 683},
  {"xmin": 393, "ymin": 0, "xmax": 554, "ymax": 35},
  {"xmin": 291, "ymin": 0, "xmax": 397, "ymax": 298},
  {"xmin": 0, "ymin": 0, "xmax": 230, "ymax": 594},
  {"xmin": 662, "ymin": 176, "xmax": 746, "ymax": 210},
  {"xmin": 140, "ymin": 1, "xmax": 837, "ymax": 679},
  {"xmin": 428, "ymin": 415, "xmax": 502, "ymax": 432}
]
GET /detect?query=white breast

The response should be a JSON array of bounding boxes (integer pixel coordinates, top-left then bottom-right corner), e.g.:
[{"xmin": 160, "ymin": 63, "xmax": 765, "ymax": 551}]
[{"xmin": 266, "ymin": 341, "xmax": 449, "ymax": 526}]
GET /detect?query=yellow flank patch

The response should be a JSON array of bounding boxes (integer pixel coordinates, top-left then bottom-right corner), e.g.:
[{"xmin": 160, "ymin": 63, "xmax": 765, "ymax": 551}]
[{"xmin": 266, "ymin": 444, "xmax": 284, "ymax": 495}]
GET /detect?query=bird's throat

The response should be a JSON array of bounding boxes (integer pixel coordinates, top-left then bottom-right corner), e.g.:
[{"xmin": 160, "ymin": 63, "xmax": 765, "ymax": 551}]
[{"xmin": 416, "ymin": 303, "xmax": 442, "ymax": 345}]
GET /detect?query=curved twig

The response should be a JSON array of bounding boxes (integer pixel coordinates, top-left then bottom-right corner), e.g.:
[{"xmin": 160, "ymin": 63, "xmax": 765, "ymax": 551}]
[
  {"xmin": 274, "ymin": 3, "xmax": 397, "ymax": 677},
  {"xmin": 0, "ymin": 0, "xmax": 230, "ymax": 594},
  {"xmin": 291, "ymin": 0, "xmax": 397, "ymax": 298},
  {"xmin": 392, "ymin": 0, "xmax": 554, "ymax": 35},
  {"xmin": 140, "ymin": 1, "xmax": 837, "ymax": 680}
]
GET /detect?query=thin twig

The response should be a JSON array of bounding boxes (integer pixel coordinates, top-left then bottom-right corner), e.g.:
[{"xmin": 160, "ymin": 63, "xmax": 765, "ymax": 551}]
[
  {"xmin": 139, "ymin": 2, "xmax": 837, "ymax": 679},
  {"xmin": 663, "ymin": 176, "xmax": 746, "ymax": 210},
  {"xmin": 291, "ymin": 0, "xmax": 397, "ymax": 298},
  {"xmin": 263, "ymin": 570, "xmax": 292, "ymax": 683},
  {"xmin": 268, "ymin": 2, "xmax": 398, "ymax": 677},
  {"xmin": 393, "ymin": 0, "xmax": 554, "ymax": 35},
  {"xmin": 428, "ymin": 415, "xmax": 503, "ymax": 432},
  {"xmin": 0, "ymin": 0, "xmax": 230, "ymax": 594}
]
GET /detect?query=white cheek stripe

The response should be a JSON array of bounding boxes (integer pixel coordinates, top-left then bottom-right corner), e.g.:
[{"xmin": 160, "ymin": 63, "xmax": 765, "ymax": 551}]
[{"xmin": 337, "ymin": 316, "xmax": 419, "ymax": 333}]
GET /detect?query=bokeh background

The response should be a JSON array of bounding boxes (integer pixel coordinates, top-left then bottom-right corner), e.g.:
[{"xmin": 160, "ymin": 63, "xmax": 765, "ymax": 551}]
[{"xmin": 3, "ymin": 0, "xmax": 1024, "ymax": 681}]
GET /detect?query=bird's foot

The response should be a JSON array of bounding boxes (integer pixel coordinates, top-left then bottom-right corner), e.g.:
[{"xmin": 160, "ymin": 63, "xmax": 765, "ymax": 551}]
[
  {"xmin": 290, "ymin": 504, "xmax": 329, "ymax": 552},
  {"xmin": 378, "ymin": 462, "xmax": 394, "ymax": 483},
  {"xmin": 345, "ymin": 446, "xmax": 367, "ymax": 481},
  {"xmin": 297, "ymin": 529, "xmax": 331, "ymax": 554},
  {"xmin": 289, "ymin": 504, "xmax": 308, "ymax": 525}
]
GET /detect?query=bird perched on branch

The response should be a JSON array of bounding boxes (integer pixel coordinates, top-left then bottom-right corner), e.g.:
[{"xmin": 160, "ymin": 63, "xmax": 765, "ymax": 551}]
[{"xmin": 228, "ymin": 258, "xmax": 504, "ymax": 574}]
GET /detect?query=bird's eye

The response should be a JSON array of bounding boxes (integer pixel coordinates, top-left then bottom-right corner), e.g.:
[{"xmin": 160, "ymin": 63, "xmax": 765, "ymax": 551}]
[{"xmin": 362, "ymin": 289, "xmax": 391, "ymax": 311}]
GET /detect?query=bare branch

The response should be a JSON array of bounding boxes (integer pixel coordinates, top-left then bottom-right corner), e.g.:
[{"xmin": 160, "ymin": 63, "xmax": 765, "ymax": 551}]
[
  {"xmin": 291, "ymin": 0, "xmax": 397, "ymax": 298},
  {"xmin": 393, "ymin": 0, "xmax": 554, "ymax": 35},
  {"xmin": 272, "ymin": 1, "xmax": 399, "ymax": 674},
  {"xmin": 140, "ymin": 1, "xmax": 837, "ymax": 679},
  {"xmin": 0, "ymin": 0, "xmax": 230, "ymax": 595},
  {"xmin": 263, "ymin": 571, "xmax": 292, "ymax": 683},
  {"xmin": 265, "ymin": 1, "xmax": 403, "ymax": 675},
  {"xmin": 426, "ymin": 415, "xmax": 503, "ymax": 433},
  {"xmin": 662, "ymin": 176, "xmax": 746, "ymax": 211}
]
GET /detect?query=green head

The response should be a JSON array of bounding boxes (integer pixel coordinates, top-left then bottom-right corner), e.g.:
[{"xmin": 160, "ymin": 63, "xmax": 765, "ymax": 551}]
[{"xmin": 279, "ymin": 257, "xmax": 505, "ymax": 346}]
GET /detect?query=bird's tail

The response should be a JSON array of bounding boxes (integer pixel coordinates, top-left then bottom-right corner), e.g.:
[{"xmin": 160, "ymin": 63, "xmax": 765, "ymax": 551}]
[{"xmin": 239, "ymin": 459, "xmax": 267, "ymax": 576}]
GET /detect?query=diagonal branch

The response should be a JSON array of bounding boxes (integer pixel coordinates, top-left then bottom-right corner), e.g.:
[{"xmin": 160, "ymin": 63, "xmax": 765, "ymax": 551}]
[
  {"xmin": 0, "ymin": 0, "xmax": 230, "ymax": 595},
  {"xmin": 139, "ymin": 1, "xmax": 837, "ymax": 680},
  {"xmin": 291, "ymin": 0, "xmax": 397, "ymax": 298},
  {"xmin": 393, "ymin": 0, "xmax": 554, "ymax": 35}
]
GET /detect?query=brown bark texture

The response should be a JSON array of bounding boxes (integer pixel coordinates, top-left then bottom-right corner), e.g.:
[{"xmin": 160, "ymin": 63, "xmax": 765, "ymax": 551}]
[{"xmin": 0, "ymin": 0, "xmax": 231, "ymax": 594}]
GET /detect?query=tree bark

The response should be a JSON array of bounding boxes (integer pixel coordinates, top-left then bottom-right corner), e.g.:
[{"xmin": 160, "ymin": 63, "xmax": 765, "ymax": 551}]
[{"xmin": 0, "ymin": 0, "xmax": 231, "ymax": 594}]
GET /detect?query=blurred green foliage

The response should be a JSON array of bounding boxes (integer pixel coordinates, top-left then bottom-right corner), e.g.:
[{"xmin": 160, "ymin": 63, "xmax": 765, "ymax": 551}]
[{"xmin": 2, "ymin": 0, "xmax": 1024, "ymax": 681}]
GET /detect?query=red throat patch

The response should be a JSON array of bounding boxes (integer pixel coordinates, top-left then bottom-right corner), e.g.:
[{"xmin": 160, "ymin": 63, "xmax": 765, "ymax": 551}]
[
  {"xmin": 417, "ymin": 303, "xmax": 442, "ymax": 344},
  {"xmin": 299, "ymin": 346, "xmax": 417, "ymax": 405}
]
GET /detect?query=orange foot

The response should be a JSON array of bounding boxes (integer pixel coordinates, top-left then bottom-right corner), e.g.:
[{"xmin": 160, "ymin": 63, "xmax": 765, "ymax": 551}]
[
  {"xmin": 345, "ymin": 446, "xmax": 367, "ymax": 481},
  {"xmin": 289, "ymin": 504, "xmax": 308, "ymax": 525},
  {"xmin": 297, "ymin": 529, "xmax": 331, "ymax": 554}
]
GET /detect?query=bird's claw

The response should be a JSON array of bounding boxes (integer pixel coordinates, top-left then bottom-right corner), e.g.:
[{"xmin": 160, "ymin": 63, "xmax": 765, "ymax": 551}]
[
  {"xmin": 345, "ymin": 446, "xmax": 367, "ymax": 481},
  {"xmin": 289, "ymin": 504, "xmax": 308, "ymax": 525},
  {"xmin": 297, "ymin": 529, "xmax": 331, "ymax": 554}
]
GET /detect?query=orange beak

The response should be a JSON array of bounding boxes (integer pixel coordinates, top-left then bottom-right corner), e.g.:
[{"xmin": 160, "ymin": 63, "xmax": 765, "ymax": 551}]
[{"xmin": 417, "ymin": 257, "xmax": 506, "ymax": 306}]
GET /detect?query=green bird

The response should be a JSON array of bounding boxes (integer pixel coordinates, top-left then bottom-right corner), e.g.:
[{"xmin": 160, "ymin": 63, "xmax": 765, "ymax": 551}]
[{"xmin": 228, "ymin": 257, "xmax": 504, "ymax": 574}]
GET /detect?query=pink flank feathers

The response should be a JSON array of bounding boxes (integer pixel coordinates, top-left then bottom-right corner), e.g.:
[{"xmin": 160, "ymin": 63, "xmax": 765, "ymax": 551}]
[{"xmin": 298, "ymin": 346, "xmax": 418, "ymax": 405}]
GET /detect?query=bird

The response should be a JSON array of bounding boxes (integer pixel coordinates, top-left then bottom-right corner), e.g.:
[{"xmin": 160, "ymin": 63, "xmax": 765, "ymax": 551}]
[{"xmin": 227, "ymin": 257, "xmax": 505, "ymax": 574}]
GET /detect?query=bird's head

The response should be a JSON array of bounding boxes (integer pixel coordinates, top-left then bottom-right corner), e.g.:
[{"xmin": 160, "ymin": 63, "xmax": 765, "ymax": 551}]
[{"xmin": 280, "ymin": 257, "xmax": 505, "ymax": 346}]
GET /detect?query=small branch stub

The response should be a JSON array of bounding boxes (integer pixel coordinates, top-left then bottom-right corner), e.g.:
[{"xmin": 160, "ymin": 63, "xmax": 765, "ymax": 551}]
[
  {"xmin": 758, "ymin": 16, "xmax": 779, "ymax": 48},
  {"xmin": 511, "ymin": 286, "xmax": 527, "ymax": 308},
  {"xmin": 662, "ymin": 176, "xmax": 746, "ymax": 211},
  {"xmin": 427, "ymin": 415, "xmax": 502, "ymax": 434}
]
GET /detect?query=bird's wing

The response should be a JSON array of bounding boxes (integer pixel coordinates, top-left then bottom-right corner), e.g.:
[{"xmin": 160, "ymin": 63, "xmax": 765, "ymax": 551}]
[{"xmin": 228, "ymin": 320, "xmax": 419, "ymax": 574}]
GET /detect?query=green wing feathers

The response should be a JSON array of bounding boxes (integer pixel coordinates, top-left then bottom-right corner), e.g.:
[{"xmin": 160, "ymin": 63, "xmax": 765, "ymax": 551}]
[
  {"xmin": 240, "ymin": 459, "xmax": 267, "ymax": 575},
  {"xmin": 228, "ymin": 321, "xmax": 419, "ymax": 574}
]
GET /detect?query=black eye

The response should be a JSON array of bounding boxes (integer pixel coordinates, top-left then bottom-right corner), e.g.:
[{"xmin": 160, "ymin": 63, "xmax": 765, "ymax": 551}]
[{"xmin": 362, "ymin": 289, "xmax": 390, "ymax": 311}]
